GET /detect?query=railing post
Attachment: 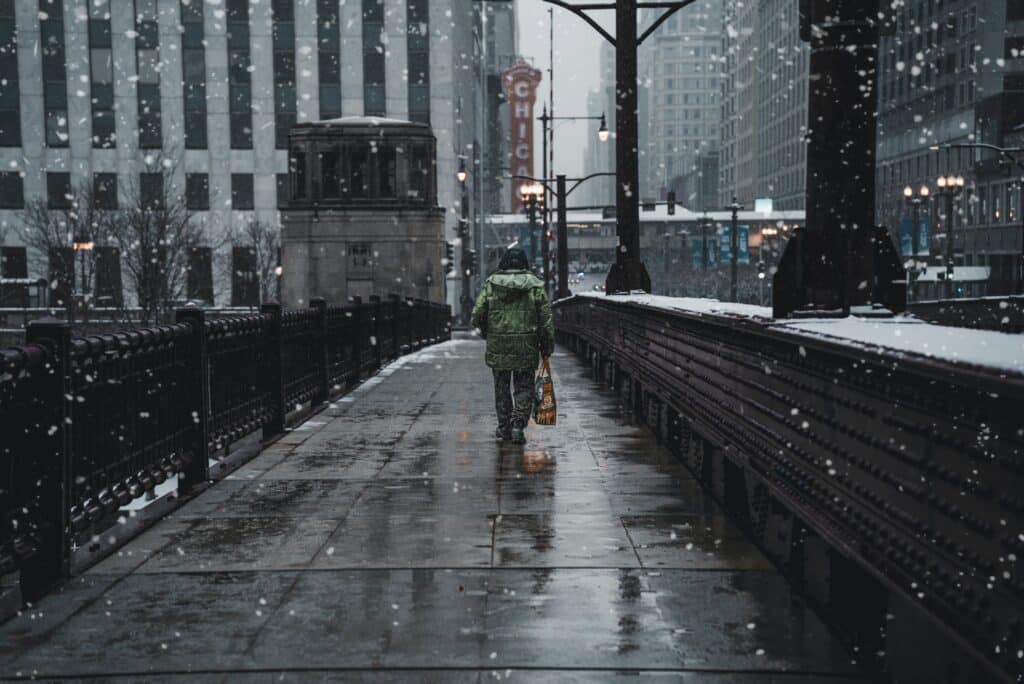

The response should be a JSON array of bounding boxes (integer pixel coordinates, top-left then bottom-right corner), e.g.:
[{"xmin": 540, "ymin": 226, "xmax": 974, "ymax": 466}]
[
  {"xmin": 309, "ymin": 297, "xmax": 329, "ymax": 404},
  {"xmin": 261, "ymin": 302, "xmax": 285, "ymax": 438},
  {"xmin": 174, "ymin": 306, "xmax": 210, "ymax": 493},
  {"xmin": 348, "ymin": 295, "xmax": 363, "ymax": 379},
  {"xmin": 388, "ymin": 293, "xmax": 400, "ymax": 360},
  {"xmin": 24, "ymin": 316, "xmax": 73, "ymax": 595},
  {"xmin": 369, "ymin": 294, "xmax": 383, "ymax": 369}
]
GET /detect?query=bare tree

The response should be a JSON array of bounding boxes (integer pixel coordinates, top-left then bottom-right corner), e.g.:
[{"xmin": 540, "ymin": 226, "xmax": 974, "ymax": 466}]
[
  {"xmin": 240, "ymin": 218, "xmax": 281, "ymax": 304},
  {"xmin": 18, "ymin": 181, "xmax": 113, "ymax": 312},
  {"xmin": 108, "ymin": 160, "xmax": 202, "ymax": 324}
]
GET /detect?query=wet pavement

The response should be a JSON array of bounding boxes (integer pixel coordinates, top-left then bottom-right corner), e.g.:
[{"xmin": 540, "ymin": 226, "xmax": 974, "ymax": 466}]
[{"xmin": 0, "ymin": 335, "xmax": 868, "ymax": 681}]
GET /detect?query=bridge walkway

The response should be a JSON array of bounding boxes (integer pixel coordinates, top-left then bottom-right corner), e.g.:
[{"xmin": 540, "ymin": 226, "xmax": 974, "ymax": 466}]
[{"xmin": 0, "ymin": 335, "xmax": 866, "ymax": 681}]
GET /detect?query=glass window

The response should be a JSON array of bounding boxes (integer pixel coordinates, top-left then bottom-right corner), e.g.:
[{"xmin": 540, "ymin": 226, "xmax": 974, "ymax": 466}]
[
  {"xmin": 377, "ymin": 145, "xmax": 396, "ymax": 198},
  {"xmin": 186, "ymin": 173, "xmax": 209, "ymax": 210},
  {"xmin": 348, "ymin": 144, "xmax": 369, "ymax": 198},
  {"xmin": 290, "ymin": 148, "xmax": 306, "ymax": 199},
  {"xmin": 0, "ymin": 171, "xmax": 22, "ymax": 209},
  {"xmin": 276, "ymin": 173, "xmax": 288, "ymax": 208},
  {"xmin": 231, "ymin": 173, "xmax": 254, "ymax": 210},
  {"xmin": 47, "ymin": 172, "xmax": 71, "ymax": 208},
  {"xmin": 319, "ymin": 147, "xmax": 340, "ymax": 199},
  {"xmin": 93, "ymin": 173, "xmax": 117, "ymax": 209},
  {"xmin": 140, "ymin": 172, "xmax": 163, "ymax": 209},
  {"xmin": 46, "ymin": 109, "xmax": 68, "ymax": 147}
]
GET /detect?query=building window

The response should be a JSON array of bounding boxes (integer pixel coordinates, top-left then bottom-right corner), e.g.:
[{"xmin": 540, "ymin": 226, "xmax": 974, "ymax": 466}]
[
  {"xmin": 186, "ymin": 173, "xmax": 209, "ymax": 210},
  {"xmin": 88, "ymin": 0, "xmax": 114, "ymax": 148},
  {"xmin": 231, "ymin": 173, "xmax": 254, "ymax": 210},
  {"xmin": 231, "ymin": 245, "xmax": 258, "ymax": 306},
  {"xmin": 93, "ymin": 173, "xmax": 117, "ymax": 209},
  {"xmin": 181, "ymin": 0, "xmax": 208, "ymax": 149},
  {"xmin": 406, "ymin": 0, "xmax": 429, "ymax": 124},
  {"xmin": 272, "ymin": 0, "xmax": 296, "ymax": 149},
  {"xmin": 47, "ymin": 172, "xmax": 71, "ymax": 209},
  {"xmin": 227, "ymin": 0, "xmax": 252, "ymax": 149},
  {"xmin": 94, "ymin": 245, "xmax": 122, "ymax": 307},
  {"xmin": 349, "ymin": 242, "xmax": 372, "ymax": 275},
  {"xmin": 276, "ymin": 173, "xmax": 289, "ymax": 208},
  {"xmin": 362, "ymin": 0, "xmax": 385, "ymax": 116},
  {"xmin": 317, "ymin": 0, "xmax": 341, "ymax": 118},
  {"xmin": 140, "ymin": 172, "xmax": 163, "ymax": 209},
  {"xmin": 0, "ymin": 171, "xmax": 22, "ymax": 209},
  {"xmin": 0, "ymin": 0, "xmax": 20, "ymax": 146},
  {"xmin": 40, "ymin": 0, "xmax": 68, "ymax": 147},
  {"xmin": 135, "ymin": 0, "xmax": 161, "ymax": 148},
  {"xmin": 187, "ymin": 246, "xmax": 214, "ymax": 304}
]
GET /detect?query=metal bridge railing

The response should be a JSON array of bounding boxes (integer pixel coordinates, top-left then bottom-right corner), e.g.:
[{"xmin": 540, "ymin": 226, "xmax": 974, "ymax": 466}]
[
  {"xmin": 554, "ymin": 294, "xmax": 1024, "ymax": 683},
  {"xmin": 0, "ymin": 296, "xmax": 451, "ymax": 604}
]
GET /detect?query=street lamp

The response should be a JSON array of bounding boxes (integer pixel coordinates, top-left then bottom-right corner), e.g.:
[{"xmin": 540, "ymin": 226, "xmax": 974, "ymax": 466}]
[
  {"xmin": 725, "ymin": 196, "xmax": 744, "ymax": 302},
  {"xmin": 935, "ymin": 174, "xmax": 964, "ymax": 298},
  {"xmin": 520, "ymin": 182, "xmax": 545, "ymax": 268},
  {"xmin": 597, "ymin": 114, "xmax": 610, "ymax": 143},
  {"xmin": 933, "ymin": 141, "xmax": 1024, "ymax": 295},
  {"xmin": 902, "ymin": 184, "xmax": 930, "ymax": 297},
  {"xmin": 456, "ymin": 157, "xmax": 468, "ymax": 184}
]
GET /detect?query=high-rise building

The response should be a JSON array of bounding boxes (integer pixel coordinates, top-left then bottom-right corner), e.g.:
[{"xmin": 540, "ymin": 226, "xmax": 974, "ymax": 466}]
[
  {"xmin": 876, "ymin": 0, "xmax": 1024, "ymax": 296},
  {"xmin": 0, "ymin": 0, "xmax": 488, "ymax": 307},
  {"xmin": 581, "ymin": 42, "xmax": 616, "ymax": 210},
  {"xmin": 639, "ymin": 1, "xmax": 723, "ymax": 202},
  {"xmin": 719, "ymin": 0, "xmax": 808, "ymax": 211}
]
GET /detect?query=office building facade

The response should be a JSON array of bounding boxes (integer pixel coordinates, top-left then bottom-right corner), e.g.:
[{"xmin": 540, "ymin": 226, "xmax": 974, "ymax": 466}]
[{"xmin": 0, "ymin": 0, "xmax": 487, "ymax": 308}]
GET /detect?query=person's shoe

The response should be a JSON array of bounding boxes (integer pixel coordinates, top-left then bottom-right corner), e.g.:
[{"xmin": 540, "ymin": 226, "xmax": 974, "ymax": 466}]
[
  {"xmin": 510, "ymin": 427, "xmax": 526, "ymax": 445},
  {"xmin": 495, "ymin": 427, "xmax": 512, "ymax": 441}
]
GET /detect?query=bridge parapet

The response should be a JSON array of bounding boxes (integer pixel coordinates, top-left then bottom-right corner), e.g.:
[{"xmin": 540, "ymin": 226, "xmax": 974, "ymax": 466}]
[
  {"xmin": 554, "ymin": 293, "xmax": 1024, "ymax": 683},
  {"xmin": 0, "ymin": 297, "xmax": 451, "ymax": 610}
]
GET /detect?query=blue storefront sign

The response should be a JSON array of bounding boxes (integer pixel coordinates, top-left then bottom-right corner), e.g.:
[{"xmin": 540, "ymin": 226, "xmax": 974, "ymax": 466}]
[
  {"xmin": 898, "ymin": 218, "xmax": 930, "ymax": 257},
  {"xmin": 718, "ymin": 225, "xmax": 750, "ymax": 264},
  {"xmin": 691, "ymin": 238, "xmax": 719, "ymax": 269}
]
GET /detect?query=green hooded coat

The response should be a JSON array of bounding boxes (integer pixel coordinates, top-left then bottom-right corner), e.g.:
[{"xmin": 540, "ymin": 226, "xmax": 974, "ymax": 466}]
[{"xmin": 471, "ymin": 269, "xmax": 554, "ymax": 370}]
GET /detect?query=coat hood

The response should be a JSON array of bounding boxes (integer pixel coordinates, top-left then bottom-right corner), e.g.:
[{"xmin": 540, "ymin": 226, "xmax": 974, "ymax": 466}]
[{"xmin": 488, "ymin": 270, "xmax": 544, "ymax": 291}]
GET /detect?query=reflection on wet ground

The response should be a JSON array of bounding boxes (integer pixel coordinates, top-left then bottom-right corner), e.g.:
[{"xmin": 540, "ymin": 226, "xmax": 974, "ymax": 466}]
[{"xmin": 0, "ymin": 335, "xmax": 868, "ymax": 681}]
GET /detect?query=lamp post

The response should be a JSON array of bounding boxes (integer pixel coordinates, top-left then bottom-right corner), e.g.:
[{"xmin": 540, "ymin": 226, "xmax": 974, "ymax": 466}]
[
  {"xmin": 932, "ymin": 142, "xmax": 1024, "ymax": 294},
  {"xmin": 902, "ymin": 184, "xmax": 930, "ymax": 299},
  {"xmin": 726, "ymin": 196, "xmax": 744, "ymax": 302},
  {"xmin": 458, "ymin": 157, "xmax": 472, "ymax": 325},
  {"xmin": 935, "ymin": 174, "xmax": 965, "ymax": 299},
  {"xmin": 72, "ymin": 230, "xmax": 94, "ymax": 324},
  {"xmin": 760, "ymin": 226, "xmax": 779, "ymax": 306},
  {"xmin": 528, "ymin": 0, "xmax": 694, "ymax": 295},
  {"xmin": 536, "ymin": 109, "xmax": 610, "ymax": 295},
  {"xmin": 520, "ymin": 182, "xmax": 545, "ymax": 267}
]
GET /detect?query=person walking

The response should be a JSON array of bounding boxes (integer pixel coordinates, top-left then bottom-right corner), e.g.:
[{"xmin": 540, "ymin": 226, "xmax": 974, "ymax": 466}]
[{"xmin": 471, "ymin": 247, "xmax": 554, "ymax": 444}]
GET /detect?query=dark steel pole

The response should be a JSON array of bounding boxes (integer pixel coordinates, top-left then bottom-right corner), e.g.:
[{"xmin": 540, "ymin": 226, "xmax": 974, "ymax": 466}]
[
  {"xmin": 541, "ymin": 108, "xmax": 551, "ymax": 295},
  {"xmin": 910, "ymin": 199, "xmax": 921, "ymax": 301},
  {"xmin": 555, "ymin": 174, "xmax": 569, "ymax": 299},
  {"xmin": 528, "ymin": 200, "xmax": 538, "ymax": 264},
  {"xmin": 945, "ymin": 192, "xmax": 955, "ymax": 299},
  {"xmin": 460, "ymin": 182, "xmax": 471, "ymax": 325},
  {"xmin": 604, "ymin": 0, "xmax": 651, "ymax": 294},
  {"xmin": 728, "ymin": 197, "xmax": 742, "ymax": 302},
  {"xmin": 702, "ymin": 219, "xmax": 708, "ymax": 272}
]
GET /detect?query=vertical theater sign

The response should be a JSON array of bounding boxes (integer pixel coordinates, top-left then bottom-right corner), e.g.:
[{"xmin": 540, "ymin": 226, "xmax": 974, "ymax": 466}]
[{"xmin": 502, "ymin": 59, "xmax": 542, "ymax": 215}]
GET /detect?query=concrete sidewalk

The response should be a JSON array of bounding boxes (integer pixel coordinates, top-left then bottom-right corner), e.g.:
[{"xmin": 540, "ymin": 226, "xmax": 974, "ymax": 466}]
[{"xmin": 0, "ymin": 335, "xmax": 866, "ymax": 681}]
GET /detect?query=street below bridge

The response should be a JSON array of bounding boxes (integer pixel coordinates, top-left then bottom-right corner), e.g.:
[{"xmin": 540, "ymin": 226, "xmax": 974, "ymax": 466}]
[{"xmin": 0, "ymin": 335, "xmax": 865, "ymax": 681}]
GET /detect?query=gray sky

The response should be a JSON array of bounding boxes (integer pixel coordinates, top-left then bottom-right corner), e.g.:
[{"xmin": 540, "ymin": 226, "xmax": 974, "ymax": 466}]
[{"xmin": 516, "ymin": 2, "xmax": 614, "ymax": 178}]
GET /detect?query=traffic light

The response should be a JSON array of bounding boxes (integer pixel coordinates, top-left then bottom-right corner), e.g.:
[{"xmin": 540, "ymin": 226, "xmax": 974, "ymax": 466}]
[
  {"xmin": 457, "ymin": 217, "xmax": 469, "ymax": 238},
  {"xmin": 445, "ymin": 242, "xmax": 455, "ymax": 274},
  {"xmin": 467, "ymin": 249, "xmax": 478, "ymax": 275},
  {"xmin": 667, "ymin": 191, "xmax": 676, "ymax": 215}
]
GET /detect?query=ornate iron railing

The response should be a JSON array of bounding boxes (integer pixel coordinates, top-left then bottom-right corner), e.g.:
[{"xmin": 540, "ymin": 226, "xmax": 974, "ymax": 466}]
[
  {"xmin": 554, "ymin": 294, "xmax": 1024, "ymax": 683},
  {"xmin": 0, "ymin": 296, "xmax": 450, "ymax": 603}
]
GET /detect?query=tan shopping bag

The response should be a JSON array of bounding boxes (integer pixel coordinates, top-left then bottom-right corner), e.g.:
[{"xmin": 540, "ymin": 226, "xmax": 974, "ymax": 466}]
[{"xmin": 534, "ymin": 357, "xmax": 556, "ymax": 426}]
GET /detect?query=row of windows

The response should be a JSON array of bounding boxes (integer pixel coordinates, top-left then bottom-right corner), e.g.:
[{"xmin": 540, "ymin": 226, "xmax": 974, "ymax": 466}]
[
  {"xmin": 41, "ymin": 0, "xmax": 69, "ymax": 147},
  {"xmin": 273, "ymin": 0, "xmax": 296, "ymax": 149},
  {"xmin": 407, "ymin": 0, "xmax": 430, "ymax": 124},
  {"xmin": 228, "ymin": 0, "xmax": 253, "ymax": 149},
  {"xmin": 182, "ymin": 0, "xmax": 208, "ymax": 149},
  {"xmin": 0, "ymin": 171, "xmax": 287, "ymax": 213},
  {"xmin": 318, "ymin": 0, "xmax": 341, "ymax": 119},
  {"xmin": 0, "ymin": 0, "xmax": 20, "ymax": 147},
  {"xmin": 88, "ymin": 0, "xmax": 115, "ymax": 148},
  {"xmin": 362, "ymin": 0, "xmax": 385, "ymax": 116}
]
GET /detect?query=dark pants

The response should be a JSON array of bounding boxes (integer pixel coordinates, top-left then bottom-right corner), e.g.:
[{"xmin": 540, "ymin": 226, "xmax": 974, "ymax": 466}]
[{"xmin": 492, "ymin": 368, "xmax": 534, "ymax": 431}]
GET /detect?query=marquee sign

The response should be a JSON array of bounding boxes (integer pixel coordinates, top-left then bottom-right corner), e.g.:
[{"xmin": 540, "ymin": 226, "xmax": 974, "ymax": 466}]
[{"xmin": 502, "ymin": 59, "xmax": 543, "ymax": 215}]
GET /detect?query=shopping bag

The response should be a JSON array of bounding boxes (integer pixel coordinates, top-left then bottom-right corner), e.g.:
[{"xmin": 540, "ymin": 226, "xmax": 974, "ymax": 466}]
[{"xmin": 533, "ymin": 357, "xmax": 557, "ymax": 426}]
